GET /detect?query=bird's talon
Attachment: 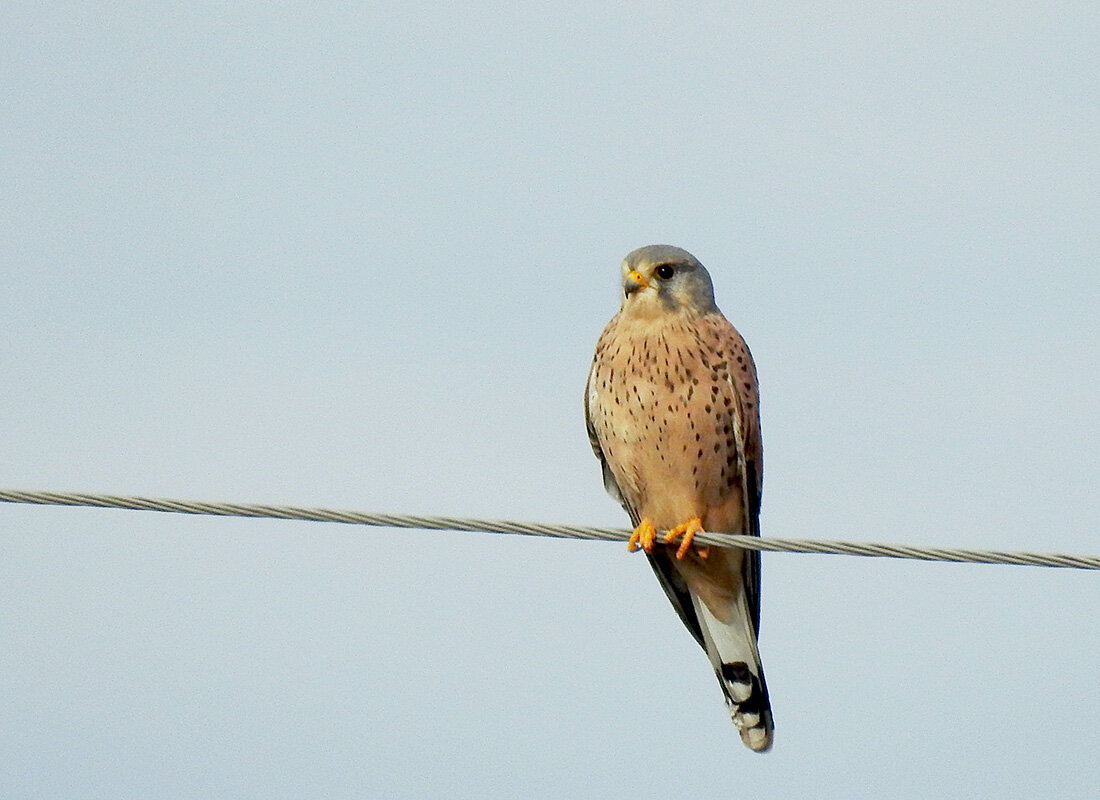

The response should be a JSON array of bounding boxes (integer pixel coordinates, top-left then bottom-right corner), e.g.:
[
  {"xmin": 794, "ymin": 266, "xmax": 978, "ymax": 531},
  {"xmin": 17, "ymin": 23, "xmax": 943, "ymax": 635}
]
[
  {"xmin": 627, "ymin": 518, "xmax": 657, "ymax": 553},
  {"xmin": 663, "ymin": 517, "xmax": 705, "ymax": 560},
  {"xmin": 675, "ymin": 533, "xmax": 694, "ymax": 559}
]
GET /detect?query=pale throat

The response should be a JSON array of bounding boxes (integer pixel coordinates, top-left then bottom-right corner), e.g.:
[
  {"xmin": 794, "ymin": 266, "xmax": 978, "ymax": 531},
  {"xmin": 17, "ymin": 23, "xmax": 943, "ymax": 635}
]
[{"xmin": 620, "ymin": 290, "xmax": 694, "ymax": 323}]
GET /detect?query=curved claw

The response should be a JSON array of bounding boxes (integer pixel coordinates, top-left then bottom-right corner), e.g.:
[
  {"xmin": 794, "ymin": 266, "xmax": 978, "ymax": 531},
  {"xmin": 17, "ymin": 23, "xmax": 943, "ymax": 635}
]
[
  {"xmin": 627, "ymin": 518, "xmax": 657, "ymax": 553},
  {"xmin": 663, "ymin": 517, "xmax": 705, "ymax": 560}
]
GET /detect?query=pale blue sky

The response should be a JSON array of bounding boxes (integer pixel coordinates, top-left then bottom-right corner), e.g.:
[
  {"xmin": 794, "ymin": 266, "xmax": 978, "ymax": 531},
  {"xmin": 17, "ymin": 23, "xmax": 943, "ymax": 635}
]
[{"xmin": 2, "ymin": 3, "xmax": 1098, "ymax": 798}]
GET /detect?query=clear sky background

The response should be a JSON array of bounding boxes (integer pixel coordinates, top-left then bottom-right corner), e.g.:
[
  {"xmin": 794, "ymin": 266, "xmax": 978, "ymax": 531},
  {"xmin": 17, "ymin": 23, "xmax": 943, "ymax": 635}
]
[{"xmin": 2, "ymin": 3, "xmax": 1098, "ymax": 798}]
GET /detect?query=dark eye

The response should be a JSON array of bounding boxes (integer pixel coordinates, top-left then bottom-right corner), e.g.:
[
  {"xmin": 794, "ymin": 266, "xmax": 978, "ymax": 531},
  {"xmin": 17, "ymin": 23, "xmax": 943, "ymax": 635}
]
[{"xmin": 655, "ymin": 264, "xmax": 675, "ymax": 280}]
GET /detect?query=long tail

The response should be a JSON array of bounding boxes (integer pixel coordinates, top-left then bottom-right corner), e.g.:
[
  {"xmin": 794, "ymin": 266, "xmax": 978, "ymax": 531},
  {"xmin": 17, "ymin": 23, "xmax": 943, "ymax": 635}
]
[{"xmin": 691, "ymin": 588, "xmax": 774, "ymax": 752}]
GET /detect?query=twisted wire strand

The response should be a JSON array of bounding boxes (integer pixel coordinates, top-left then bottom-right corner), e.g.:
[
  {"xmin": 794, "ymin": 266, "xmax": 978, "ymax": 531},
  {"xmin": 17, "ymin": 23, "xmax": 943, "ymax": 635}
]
[{"xmin": 1, "ymin": 488, "xmax": 1096, "ymax": 570}]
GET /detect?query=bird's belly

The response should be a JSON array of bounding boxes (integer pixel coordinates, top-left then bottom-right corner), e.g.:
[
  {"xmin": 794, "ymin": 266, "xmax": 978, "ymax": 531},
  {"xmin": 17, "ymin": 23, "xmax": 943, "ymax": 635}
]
[{"xmin": 602, "ymin": 399, "xmax": 746, "ymax": 534}]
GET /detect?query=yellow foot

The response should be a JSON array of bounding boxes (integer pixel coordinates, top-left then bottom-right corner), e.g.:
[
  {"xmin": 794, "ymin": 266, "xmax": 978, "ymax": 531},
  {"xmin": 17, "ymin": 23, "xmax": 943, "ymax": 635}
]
[
  {"xmin": 627, "ymin": 518, "xmax": 657, "ymax": 553},
  {"xmin": 663, "ymin": 517, "xmax": 706, "ymax": 560}
]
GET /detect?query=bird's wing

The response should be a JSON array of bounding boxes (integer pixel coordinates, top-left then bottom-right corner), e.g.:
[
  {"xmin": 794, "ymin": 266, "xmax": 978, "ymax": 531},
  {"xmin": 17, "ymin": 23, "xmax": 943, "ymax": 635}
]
[
  {"xmin": 721, "ymin": 322, "xmax": 764, "ymax": 635},
  {"xmin": 584, "ymin": 359, "xmax": 628, "ymax": 511}
]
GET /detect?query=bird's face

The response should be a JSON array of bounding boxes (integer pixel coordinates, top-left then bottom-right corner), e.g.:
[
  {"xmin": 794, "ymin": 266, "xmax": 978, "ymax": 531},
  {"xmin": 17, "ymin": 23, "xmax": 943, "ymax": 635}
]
[{"xmin": 619, "ymin": 245, "xmax": 717, "ymax": 318}]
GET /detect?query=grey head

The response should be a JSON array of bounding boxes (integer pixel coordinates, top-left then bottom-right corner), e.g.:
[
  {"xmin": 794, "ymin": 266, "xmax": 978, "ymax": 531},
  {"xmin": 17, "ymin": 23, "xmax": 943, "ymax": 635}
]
[{"xmin": 620, "ymin": 244, "xmax": 717, "ymax": 315}]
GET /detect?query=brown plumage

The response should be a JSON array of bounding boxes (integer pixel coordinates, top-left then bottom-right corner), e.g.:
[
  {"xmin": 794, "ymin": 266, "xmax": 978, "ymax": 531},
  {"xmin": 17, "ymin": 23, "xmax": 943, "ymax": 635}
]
[{"xmin": 585, "ymin": 245, "xmax": 773, "ymax": 751}]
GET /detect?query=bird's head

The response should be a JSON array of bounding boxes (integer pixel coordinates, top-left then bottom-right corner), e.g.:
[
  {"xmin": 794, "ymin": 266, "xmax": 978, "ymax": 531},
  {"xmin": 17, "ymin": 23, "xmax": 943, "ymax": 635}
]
[{"xmin": 619, "ymin": 244, "xmax": 718, "ymax": 318}]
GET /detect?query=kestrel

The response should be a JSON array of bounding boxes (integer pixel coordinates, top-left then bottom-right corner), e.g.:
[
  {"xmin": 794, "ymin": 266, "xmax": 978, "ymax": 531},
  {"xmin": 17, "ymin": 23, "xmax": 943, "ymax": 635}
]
[{"xmin": 585, "ymin": 245, "xmax": 773, "ymax": 752}]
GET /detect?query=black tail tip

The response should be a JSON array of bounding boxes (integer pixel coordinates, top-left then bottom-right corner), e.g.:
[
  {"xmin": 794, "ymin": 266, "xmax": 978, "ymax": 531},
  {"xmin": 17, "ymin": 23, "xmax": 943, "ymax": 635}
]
[{"xmin": 718, "ymin": 661, "xmax": 773, "ymax": 752}]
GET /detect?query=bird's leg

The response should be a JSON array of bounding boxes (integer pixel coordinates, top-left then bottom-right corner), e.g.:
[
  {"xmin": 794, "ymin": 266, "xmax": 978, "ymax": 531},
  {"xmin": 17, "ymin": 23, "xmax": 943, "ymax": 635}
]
[
  {"xmin": 663, "ymin": 517, "xmax": 706, "ymax": 560},
  {"xmin": 627, "ymin": 518, "xmax": 657, "ymax": 553}
]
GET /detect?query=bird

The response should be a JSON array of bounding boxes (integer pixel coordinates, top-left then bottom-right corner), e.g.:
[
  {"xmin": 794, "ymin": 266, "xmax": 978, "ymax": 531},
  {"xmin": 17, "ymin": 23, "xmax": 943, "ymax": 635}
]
[{"xmin": 584, "ymin": 244, "xmax": 773, "ymax": 752}]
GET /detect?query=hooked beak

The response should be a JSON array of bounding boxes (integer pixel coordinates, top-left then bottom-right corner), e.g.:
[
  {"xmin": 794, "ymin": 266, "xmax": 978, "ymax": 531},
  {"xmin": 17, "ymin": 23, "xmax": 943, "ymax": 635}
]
[{"xmin": 624, "ymin": 269, "xmax": 650, "ymax": 296}]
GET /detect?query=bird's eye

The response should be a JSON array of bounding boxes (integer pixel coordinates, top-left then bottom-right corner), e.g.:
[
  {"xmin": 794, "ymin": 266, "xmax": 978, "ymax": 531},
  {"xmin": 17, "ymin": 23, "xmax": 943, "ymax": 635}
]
[{"xmin": 655, "ymin": 264, "xmax": 675, "ymax": 280}]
